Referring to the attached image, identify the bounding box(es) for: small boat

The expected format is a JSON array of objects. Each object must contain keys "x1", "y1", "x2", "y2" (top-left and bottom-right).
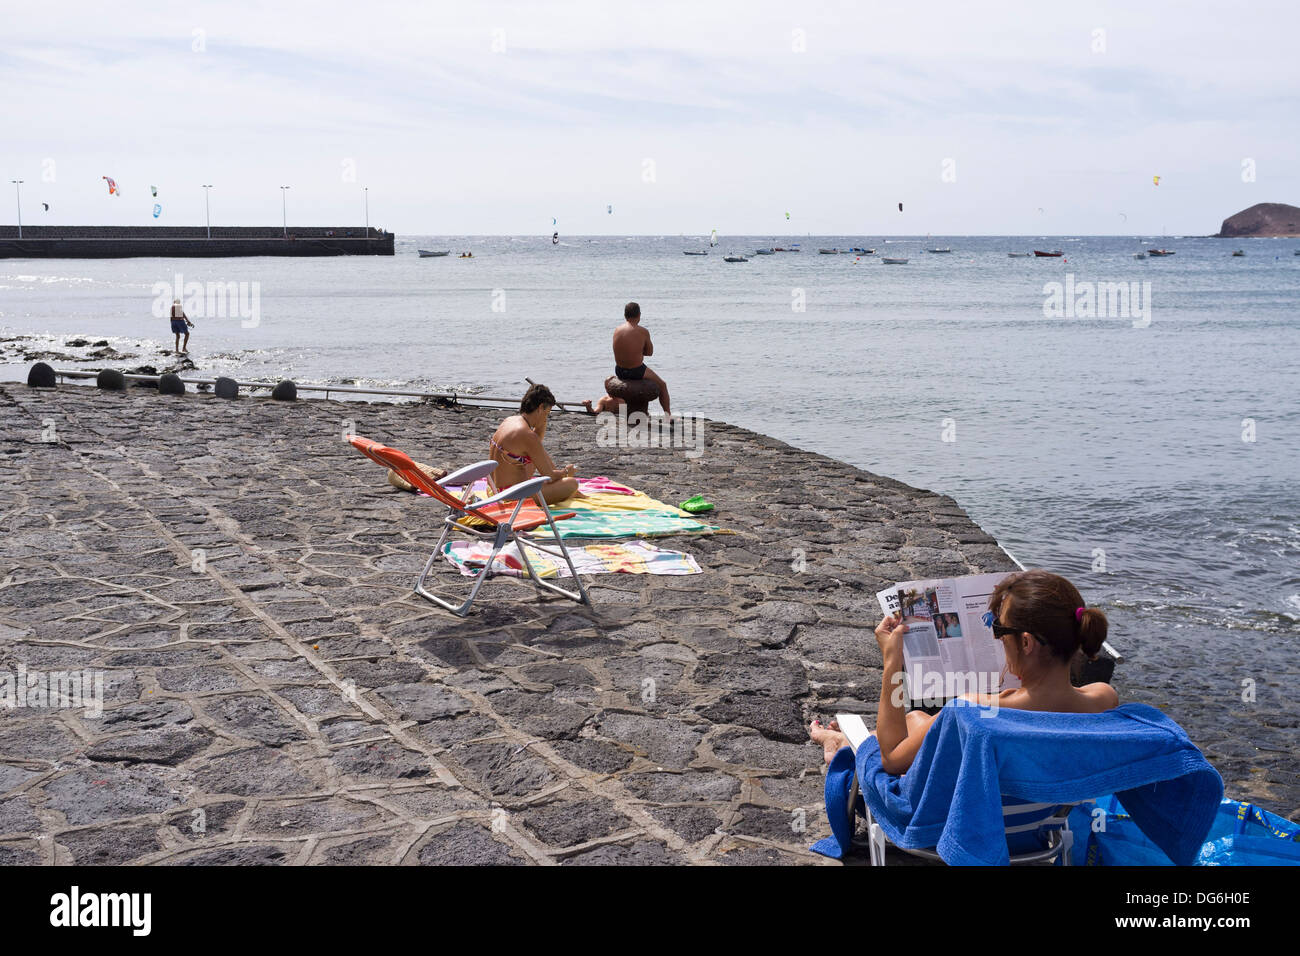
[
  {"x1": 754, "y1": 248, "x2": 775, "y2": 255},
  {"x1": 683, "y1": 250, "x2": 708, "y2": 256},
  {"x1": 848, "y1": 247, "x2": 873, "y2": 254},
  {"x1": 773, "y1": 246, "x2": 801, "y2": 252},
  {"x1": 418, "y1": 249, "x2": 450, "y2": 257},
  {"x1": 927, "y1": 247, "x2": 952, "y2": 254},
  {"x1": 1147, "y1": 249, "x2": 1175, "y2": 256},
  {"x1": 1132, "y1": 252, "x2": 1147, "y2": 259},
  {"x1": 818, "y1": 248, "x2": 840, "y2": 255},
  {"x1": 458, "y1": 252, "x2": 474, "y2": 258},
  {"x1": 1231, "y1": 250, "x2": 1245, "y2": 257},
  {"x1": 723, "y1": 255, "x2": 749, "y2": 262},
  {"x1": 881, "y1": 257, "x2": 909, "y2": 264},
  {"x1": 1034, "y1": 250, "x2": 1064, "y2": 257},
  {"x1": 1008, "y1": 252, "x2": 1032, "y2": 257}
]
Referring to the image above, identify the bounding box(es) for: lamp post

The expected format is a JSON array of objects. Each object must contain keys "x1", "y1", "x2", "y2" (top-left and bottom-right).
[
  {"x1": 202, "y1": 184, "x2": 213, "y2": 239},
  {"x1": 280, "y1": 185, "x2": 290, "y2": 238},
  {"x1": 10, "y1": 180, "x2": 23, "y2": 239},
  {"x1": 364, "y1": 186, "x2": 369, "y2": 238}
]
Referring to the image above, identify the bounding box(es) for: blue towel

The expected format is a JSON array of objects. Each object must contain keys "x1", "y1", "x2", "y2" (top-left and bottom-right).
[{"x1": 813, "y1": 700, "x2": 1223, "y2": 866}]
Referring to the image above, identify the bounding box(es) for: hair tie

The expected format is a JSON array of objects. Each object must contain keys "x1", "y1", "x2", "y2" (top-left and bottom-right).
[{"x1": 1075, "y1": 607, "x2": 1085, "y2": 622}]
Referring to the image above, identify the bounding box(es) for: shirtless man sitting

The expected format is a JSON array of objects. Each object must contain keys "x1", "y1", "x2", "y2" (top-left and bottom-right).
[{"x1": 584, "y1": 302, "x2": 671, "y2": 416}]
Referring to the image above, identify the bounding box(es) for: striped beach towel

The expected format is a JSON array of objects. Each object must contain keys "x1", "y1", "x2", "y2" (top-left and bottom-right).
[{"x1": 443, "y1": 539, "x2": 702, "y2": 578}]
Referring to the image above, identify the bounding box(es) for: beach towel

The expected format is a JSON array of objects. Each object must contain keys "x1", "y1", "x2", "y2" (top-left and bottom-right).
[
  {"x1": 443, "y1": 539, "x2": 702, "y2": 578},
  {"x1": 812, "y1": 700, "x2": 1223, "y2": 866},
  {"x1": 577, "y1": 476, "x2": 635, "y2": 495}
]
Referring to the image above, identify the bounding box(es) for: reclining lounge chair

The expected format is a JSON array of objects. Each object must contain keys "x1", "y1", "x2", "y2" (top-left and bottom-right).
[{"x1": 349, "y1": 435, "x2": 589, "y2": 616}]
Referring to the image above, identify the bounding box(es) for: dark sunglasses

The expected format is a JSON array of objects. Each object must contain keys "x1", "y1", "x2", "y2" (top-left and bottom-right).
[{"x1": 981, "y1": 610, "x2": 1047, "y2": 645}]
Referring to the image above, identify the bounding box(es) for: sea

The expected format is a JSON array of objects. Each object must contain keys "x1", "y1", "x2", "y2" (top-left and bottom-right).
[{"x1": 2, "y1": 234, "x2": 1298, "y2": 753}]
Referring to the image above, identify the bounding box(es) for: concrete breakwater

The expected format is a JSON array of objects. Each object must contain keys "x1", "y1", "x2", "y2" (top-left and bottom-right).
[
  {"x1": 0, "y1": 383, "x2": 1291, "y2": 865},
  {"x1": 0, "y1": 225, "x2": 394, "y2": 258}
]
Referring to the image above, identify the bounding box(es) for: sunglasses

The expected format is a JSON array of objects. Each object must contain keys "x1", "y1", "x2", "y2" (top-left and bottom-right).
[{"x1": 980, "y1": 610, "x2": 1048, "y2": 646}]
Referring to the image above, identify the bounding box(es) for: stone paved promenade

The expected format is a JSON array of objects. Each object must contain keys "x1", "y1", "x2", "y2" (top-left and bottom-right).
[{"x1": 0, "y1": 383, "x2": 1288, "y2": 865}]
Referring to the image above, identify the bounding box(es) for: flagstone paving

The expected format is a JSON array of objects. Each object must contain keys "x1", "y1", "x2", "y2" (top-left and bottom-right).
[{"x1": 0, "y1": 382, "x2": 1291, "y2": 865}]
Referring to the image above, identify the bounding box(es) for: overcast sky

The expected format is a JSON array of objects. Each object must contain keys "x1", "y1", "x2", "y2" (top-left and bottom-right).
[{"x1": 3, "y1": 1, "x2": 1297, "y2": 235}]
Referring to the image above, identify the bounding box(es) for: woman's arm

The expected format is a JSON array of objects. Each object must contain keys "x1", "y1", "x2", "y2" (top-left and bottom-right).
[
  {"x1": 874, "y1": 614, "x2": 937, "y2": 775},
  {"x1": 517, "y1": 428, "x2": 574, "y2": 483}
]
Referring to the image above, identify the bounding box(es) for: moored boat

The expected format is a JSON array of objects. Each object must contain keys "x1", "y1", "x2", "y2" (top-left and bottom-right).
[
  {"x1": 683, "y1": 250, "x2": 708, "y2": 255},
  {"x1": 723, "y1": 254, "x2": 749, "y2": 262},
  {"x1": 1147, "y1": 249, "x2": 1175, "y2": 256},
  {"x1": 418, "y1": 249, "x2": 450, "y2": 257},
  {"x1": 1034, "y1": 250, "x2": 1064, "y2": 257},
  {"x1": 881, "y1": 256, "x2": 909, "y2": 264},
  {"x1": 927, "y1": 247, "x2": 952, "y2": 253}
]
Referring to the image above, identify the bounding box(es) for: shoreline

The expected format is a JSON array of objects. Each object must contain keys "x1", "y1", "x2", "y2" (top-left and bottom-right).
[{"x1": 0, "y1": 381, "x2": 1293, "y2": 865}]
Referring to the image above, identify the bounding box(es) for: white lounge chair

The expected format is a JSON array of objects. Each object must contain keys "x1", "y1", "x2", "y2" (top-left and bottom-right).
[{"x1": 834, "y1": 713, "x2": 1079, "y2": 866}]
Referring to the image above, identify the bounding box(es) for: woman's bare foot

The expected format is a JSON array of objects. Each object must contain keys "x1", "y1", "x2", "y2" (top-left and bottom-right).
[{"x1": 809, "y1": 719, "x2": 849, "y2": 764}]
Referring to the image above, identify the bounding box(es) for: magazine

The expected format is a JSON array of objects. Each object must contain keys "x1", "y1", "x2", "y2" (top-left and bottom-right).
[{"x1": 875, "y1": 572, "x2": 1018, "y2": 704}]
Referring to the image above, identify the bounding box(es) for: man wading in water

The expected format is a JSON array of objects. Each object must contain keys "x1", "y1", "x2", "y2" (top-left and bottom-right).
[
  {"x1": 170, "y1": 299, "x2": 195, "y2": 354},
  {"x1": 584, "y1": 301, "x2": 672, "y2": 416}
]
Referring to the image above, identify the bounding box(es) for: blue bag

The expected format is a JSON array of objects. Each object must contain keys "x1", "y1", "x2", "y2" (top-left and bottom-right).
[{"x1": 1069, "y1": 796, "x2": 1300, "y2": 866}]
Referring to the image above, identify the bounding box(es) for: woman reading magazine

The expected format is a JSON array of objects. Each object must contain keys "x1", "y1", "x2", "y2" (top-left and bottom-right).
[{"x1": 810, "y1": 570, "x2": 1118, "y2": 774}]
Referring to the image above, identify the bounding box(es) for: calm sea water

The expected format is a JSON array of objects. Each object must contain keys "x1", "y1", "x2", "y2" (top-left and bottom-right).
[{"x1": 3, "y1": 234, "x2": 1298, "y2": 649}]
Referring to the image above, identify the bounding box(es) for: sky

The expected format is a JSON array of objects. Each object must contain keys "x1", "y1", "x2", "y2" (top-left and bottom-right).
[{"x1": 2, "y1": 1, "x2": 1298, "y2": 235}]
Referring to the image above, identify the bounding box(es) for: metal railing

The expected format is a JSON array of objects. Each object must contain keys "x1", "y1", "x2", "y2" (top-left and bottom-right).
[{"x1": 49, "y1": 368, "x2": 589, "y2": 412}]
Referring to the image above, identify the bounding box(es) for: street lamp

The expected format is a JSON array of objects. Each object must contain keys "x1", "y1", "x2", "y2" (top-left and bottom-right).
[
  {"x1": 364, "y1": 186, "x2": 369, "y2": 237},
  {"x1": 280, "y1": 185, "x2": 290, "y2": 238},
  {"x1": 202, "y1": 184, "x2": 213, "y2": 239},
  {"x1": 10, "y1": 180, "x2": 23, "y2": 239}
]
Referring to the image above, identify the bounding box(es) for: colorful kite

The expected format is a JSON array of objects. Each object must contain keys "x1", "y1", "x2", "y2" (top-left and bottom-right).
[
  {"x1": 102, "y1": 176, "x2": 119, "y2": 195},
  {"x1": 152, "y1": 204, "x2": 162, "y2": 218},
  {"x1": 1153, "y1": 176, "x2": 1160, "y2": 186},
  {"x1": 898, "y1": 202, "x2": 903, "y2": 212},
  {"x1": 150, "y1": 185, "x2": 158, "y2": 197}
]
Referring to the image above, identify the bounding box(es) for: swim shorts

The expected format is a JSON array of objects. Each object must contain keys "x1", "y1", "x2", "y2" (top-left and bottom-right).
[
  {"x1": 170, "y1": 319, "x2": 189, "y2": 334},
  {"x1": 615, "y1": 364, "x2": 646, "y2": 381}
]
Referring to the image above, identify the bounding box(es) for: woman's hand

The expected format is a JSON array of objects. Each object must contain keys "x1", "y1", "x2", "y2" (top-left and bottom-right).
[{"x1": 875, "y1": 614, "x2": 907, "y2": 656}]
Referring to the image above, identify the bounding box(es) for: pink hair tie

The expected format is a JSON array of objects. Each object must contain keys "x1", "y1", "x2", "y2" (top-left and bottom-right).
[{"x1": 1075, "y1": 607, "x2": 1085, "y2": 622}]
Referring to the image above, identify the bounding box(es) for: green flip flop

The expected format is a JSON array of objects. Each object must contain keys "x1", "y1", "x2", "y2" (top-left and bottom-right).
[{"x1": 679, "y1": 495, "x2": 715, "y2": 514}]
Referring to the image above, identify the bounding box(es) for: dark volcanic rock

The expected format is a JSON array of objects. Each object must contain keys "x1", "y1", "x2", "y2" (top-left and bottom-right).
[{"x1": 1216, "y1": 202, "x2": 1300, "y2": 238}]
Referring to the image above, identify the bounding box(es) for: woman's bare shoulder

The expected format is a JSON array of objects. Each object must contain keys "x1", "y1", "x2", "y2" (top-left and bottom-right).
[{"x1": 1079, "y1": 681, "x2": 1120, "y2": 710}]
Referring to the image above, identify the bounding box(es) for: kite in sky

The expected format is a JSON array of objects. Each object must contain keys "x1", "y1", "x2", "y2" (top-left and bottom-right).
[
  {"x1": 102, "y1": 176, "x2": 119, "y2": 195},
  {"x1": 1153, "y1": 176, "x2": 1161, "y2": 186},
  {"x1": 898, "y1": 202, "x2": 903, "y2": 212},
  {"x1": 42, "y1": 203, "x2": 49, "y2": 212},
  {"x1": 153, "y1": 204, "x2": 162, "y2": 218}
]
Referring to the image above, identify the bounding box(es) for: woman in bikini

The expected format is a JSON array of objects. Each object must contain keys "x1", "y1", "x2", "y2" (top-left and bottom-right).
[
  {"x1": 487, "y1": 383, "x2": 581, "y2": 505},
  {"x1": 810, "y1": 569, "x2": 1119, "y2": 774}
]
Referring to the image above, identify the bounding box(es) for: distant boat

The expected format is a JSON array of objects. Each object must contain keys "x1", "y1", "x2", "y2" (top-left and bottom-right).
[
  {"x1": 723, "y1": 254, "x2": 749, "y2": 262},
  {"x1": 881, "y1": 257, "x2": 909, "y2": 264},
  {"x1": 774, "y1": 245, "x2": 801, "y2": 252},
  {"x1": 754, "y1": 248, "x2": 775, "y2": 255},
  {"x1": 1132, "y1": 252, "x2": 1147, "y2": 259},
  {"x1": 1148, "y1": 249, "x2": 1175, "y2": 256},
  {"x1": 927, "y1": 247, "x2": 952, "y2": 254},
  {"x1": 1008, "y1": 252, "x2": 1032, "y2": 257},
  {"x1": 848, "y1": 247, "x2": 873, "y2": 254},
  {"x1": 683, "y1": 250, "x2": 708, "y2": 256},
  {"x1": 818, "y1": 248, "x2": 840, "y2": 254},
  {"x1": 1034, "y1": 250, "x2": 1064, "y2": 257},
  {"x1": 1231, "y1": 250, "x2": 1245, "y2": 257},
  {"x1": 418, "y1": 249, "x2": 450, "y2": 257}
]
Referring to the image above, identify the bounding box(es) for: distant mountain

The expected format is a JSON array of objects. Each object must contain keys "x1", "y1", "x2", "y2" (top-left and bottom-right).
[{"x1": 1216, "y1": 203, "x2": 1300, "y2": 238}]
